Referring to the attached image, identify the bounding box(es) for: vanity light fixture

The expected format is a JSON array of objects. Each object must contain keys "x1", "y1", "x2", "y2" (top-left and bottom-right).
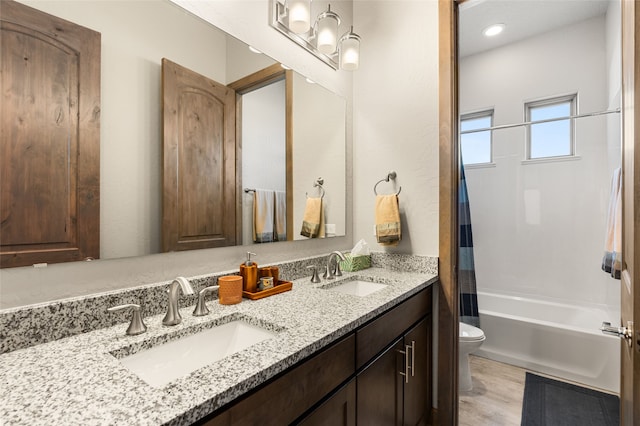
[
  {"x1": 269, "y1": 0, "x2": 361, "y2": 71},
  {"x1": 483, "y1": 23, "x2": 505, "y2": 37},
  {"x1": 287, "y1": 0, "x2": 312, "y2": 34},
  {"x1": 316, "y1": 5, "x2": 340, "y2": 54},
  {"x1": 339, "y1": 27, "x2": 360, "y2": 71}
]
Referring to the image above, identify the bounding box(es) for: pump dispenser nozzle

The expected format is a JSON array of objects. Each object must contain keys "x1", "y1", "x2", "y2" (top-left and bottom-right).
[{"x1": 245, "y1": 252, "x2": 257, "y2": 266}]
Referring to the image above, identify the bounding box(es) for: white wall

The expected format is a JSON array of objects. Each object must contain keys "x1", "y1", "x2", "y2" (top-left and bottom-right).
[
  {"x1": 241, "y1": 80, "x2": 287, "y2": 245},
  {"x1": 293, "y1": 73, "x2": 347, "y2": 240},
  {"x1": 352, "y1": 1, "x2": 440, "y2": 256},
  {"x1": 606, "y1": 0, "x2": 622, "y2": 177},
  {"x1": 460, "y1": 16, "x2": 620, "y2": 309}
]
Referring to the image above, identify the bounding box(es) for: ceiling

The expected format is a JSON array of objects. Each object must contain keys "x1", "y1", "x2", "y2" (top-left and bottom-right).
[{"x1": 459, "y1": 0, "x2": 611, "y2": 58}]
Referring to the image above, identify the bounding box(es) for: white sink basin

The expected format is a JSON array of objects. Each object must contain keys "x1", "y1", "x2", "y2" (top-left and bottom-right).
[
  {"x1": 117, "y1": 320, "x2": 276, "y2": 388},
  {"x1": 327, "y1": 280, "x2": 388, "y2": 297}
]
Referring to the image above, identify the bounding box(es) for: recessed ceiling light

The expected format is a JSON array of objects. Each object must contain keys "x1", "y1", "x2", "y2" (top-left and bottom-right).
[
  {"x1": 248, "y1": 46, "x2": 262, "y2": 54},
  {"x1": 305, "y1": 78, "x2": 316, "y2": 84},
  {"x1": 280, "y1": 63, "x2": 292, "y2": 70},
  {"x1": 483, "y1": 24, "x2": 505, "y2": 37}
]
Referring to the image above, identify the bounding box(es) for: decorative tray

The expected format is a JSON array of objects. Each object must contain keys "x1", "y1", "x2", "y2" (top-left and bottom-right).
[{"x1": 242, "y1": 280, "x2": 293, "y2": 300}]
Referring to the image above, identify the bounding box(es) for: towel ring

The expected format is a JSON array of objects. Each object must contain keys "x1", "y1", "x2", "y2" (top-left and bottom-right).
[
  {"x1": 306, "y1": 177, "x2": 325, "y2": 199},
  {"x1": 374, "y1": 171, "x2": 402, "y2": 196}
]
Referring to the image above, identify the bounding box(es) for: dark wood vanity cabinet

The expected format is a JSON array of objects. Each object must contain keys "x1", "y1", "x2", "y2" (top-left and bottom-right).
[
  {"x1": 357, "y1": 317, "x2": 432, "y2": 426},
  {"x1": 196, "y1": 286, "x2": 432, "y2": 426},
  {"x1": 198, "y1": 334, "x2": 355, "y2": 426},
  {"x1": 402, "y1": 318, "x2": 432, "y2": 426},
  {"x1": 297, "y1": 379, "x2": 357, "y2": 426},
  {"x1": 356, "y1": 289, "x2": 432, "y2": 426}
]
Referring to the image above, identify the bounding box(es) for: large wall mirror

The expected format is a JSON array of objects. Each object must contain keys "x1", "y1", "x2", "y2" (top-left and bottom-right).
[{"x1": 2, "y1": 0, "x2": 347, "y2": 267}]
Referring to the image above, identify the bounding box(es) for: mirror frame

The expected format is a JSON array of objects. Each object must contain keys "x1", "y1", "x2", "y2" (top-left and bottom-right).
[{"x1": 228, "y1": 63, "x2": 295, "y2": 241}]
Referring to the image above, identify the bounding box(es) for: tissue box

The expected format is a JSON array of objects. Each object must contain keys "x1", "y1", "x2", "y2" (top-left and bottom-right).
[{"x1": 339, "y1": 254, "x2": 371, "y2": 272}]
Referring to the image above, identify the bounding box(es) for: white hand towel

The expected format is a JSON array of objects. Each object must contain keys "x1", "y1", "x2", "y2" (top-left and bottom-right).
[
  {"x1": 253, "y1": 189, "x2": 275, "y2": 243},
  {"x1": 274, "y1": 190, "x2": 287, "y2": 241}
]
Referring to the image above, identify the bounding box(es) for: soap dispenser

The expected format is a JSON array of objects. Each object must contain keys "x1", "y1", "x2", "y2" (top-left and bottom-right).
[{"x1": 240, "y1": 252, "x2": 258, "y2": 293}]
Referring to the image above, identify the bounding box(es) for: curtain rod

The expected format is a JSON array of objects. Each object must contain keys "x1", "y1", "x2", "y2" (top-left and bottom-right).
[{"x1": 459, "y1": 108, "x2": 621, "y2": 135}]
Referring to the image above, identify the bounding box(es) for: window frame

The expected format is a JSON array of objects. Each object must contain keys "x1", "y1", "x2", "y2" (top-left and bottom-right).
[
  {"x1": 460, "y1": 109, "x2": 494, "y2": 167},
  {"x1": 525, "y1": 94, "x2": 577, "y2": 160}
]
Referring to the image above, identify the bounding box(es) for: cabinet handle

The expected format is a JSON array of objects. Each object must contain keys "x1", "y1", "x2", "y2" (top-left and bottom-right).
[
  {"x1": 409, "y1": 340, "x2": 415, "y2": 377},
  {"x1": 397, "y1": 344, "x2": 411, "y2": 383}
]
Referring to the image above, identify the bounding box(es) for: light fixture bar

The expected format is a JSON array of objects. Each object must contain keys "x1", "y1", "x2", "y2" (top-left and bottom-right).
[{"x1": 269, "y1": 0, "x2": 339, "y2": 70}]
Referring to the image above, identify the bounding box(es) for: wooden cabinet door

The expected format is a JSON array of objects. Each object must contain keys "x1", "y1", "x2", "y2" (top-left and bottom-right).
[
  {"x1": 403, "y1": 317, "x2": 432, "y2": 426},
  {"x1": 1, "y1": 0, "x2": 100, "y2": 267},
  {"x1": 297, "y1": 379, "x2": 356, "y2": 426},
  {"x1": 357, "y1": 338, "x2": 404, "y2": 426},
  {"x1": 162, "y1": 58, "x2": 236, "y2": 251}
]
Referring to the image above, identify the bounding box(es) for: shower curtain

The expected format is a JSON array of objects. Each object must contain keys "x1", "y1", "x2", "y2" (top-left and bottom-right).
[{"x1": 459, "y1": 162, "x2": 480, "y2": 327}]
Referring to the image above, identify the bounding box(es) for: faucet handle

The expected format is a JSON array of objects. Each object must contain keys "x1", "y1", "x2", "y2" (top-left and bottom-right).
[
  {"x1": 307, "y1": 265, "x2": 322, "y2": 283},
  {"x1": 193, "y1": 285, "x2": 219, "y2": 317},
  {"x1": 107, "y1": 304, "x2": 147, "y2": 336}
]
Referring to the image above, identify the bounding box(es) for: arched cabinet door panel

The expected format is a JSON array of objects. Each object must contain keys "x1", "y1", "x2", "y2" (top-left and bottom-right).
[
  {"x1": 162, "y1": 58, "x2": 237, "y2": 251},
  {"x1": 0, "y1": 0, "x2": 101, "y2": 268}
]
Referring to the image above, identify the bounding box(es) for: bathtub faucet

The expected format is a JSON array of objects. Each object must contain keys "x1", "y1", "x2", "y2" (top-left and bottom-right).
[{"x1": 601, "y1": 321, "x2": 633, "y2": 346}]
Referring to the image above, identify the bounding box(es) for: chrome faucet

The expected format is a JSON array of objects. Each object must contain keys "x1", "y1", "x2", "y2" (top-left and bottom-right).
[
  {"x1": 326, "y1": 251, "x2": 346, "y2": 280},
  {"x1": 162, "y1": 277, "x2": 195, "y2": 326},
  {"x1": 107, "y1": 303, "x2": 147, "y2": 336},
  {"x1": 193, "y1": 285, "x2": 219, "y2": 317}
]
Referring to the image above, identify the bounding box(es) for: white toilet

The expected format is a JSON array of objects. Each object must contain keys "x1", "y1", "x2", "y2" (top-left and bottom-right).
[{"x1": 459, "y1": 322, "x2": 485, "y2": 391}]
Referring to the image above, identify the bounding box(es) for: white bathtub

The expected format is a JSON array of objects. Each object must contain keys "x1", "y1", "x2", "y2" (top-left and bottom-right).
[{"x1": 475, "y1": 291, "x2": 620, "y2": 393}]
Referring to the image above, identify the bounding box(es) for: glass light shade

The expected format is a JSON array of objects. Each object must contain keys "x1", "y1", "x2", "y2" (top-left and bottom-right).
[
  {"x1": 317, "y1": 13, "x2": 339, "y2": 54},
  {"x1": 340, "y1": 34, "x2": 360, "y2": 71},
  {"x1": 288, "y1": 0, "x2": 311, "y2": 34}
]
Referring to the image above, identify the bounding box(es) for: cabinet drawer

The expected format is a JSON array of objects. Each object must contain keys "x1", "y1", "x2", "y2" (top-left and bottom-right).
[
  {"x1": 356, "y1": 287, "x2": 432, "y2": 369},
  {"x1": 199, "y1": 334, "x2": 355, "y2": 426}
]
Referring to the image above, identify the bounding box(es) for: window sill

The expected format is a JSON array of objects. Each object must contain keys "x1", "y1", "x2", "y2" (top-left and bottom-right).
[
  {"x1": 463, "y1": 162, "x2": 496, "y2": 169},
  {"x1": 521, "y1": 155, "x2": 581, "y2": 165}
]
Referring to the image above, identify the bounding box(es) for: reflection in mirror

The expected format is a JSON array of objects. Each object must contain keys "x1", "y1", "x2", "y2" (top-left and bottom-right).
[{"x1": 3, "y1": 0, "x2": 347, "y2": 266}]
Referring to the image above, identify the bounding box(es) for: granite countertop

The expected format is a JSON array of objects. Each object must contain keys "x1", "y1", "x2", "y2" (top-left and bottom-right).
[{"x1": 0, "y1": 267, "x2": 437, "y2": 425}]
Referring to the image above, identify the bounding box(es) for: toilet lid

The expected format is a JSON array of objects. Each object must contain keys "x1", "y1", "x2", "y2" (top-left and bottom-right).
[{"x1": 459, "y1": 322, "x2": 485, "y2": 342}]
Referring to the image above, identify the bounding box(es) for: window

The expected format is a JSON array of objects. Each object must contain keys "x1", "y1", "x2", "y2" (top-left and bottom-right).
[
  {"x1": 526, "y1": 95, "x2": 576, "y2": 159},
  {"x1": 460, "y1": 110, "x2": 493, "y2": 165}
]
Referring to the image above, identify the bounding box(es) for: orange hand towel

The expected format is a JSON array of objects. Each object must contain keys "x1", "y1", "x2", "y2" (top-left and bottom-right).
[
  {"x1": 375, "y1": 194, "x2": 401, "y2": 246},
  {"x1": 300, "y1": 197, "x2": 324, "y2": 238}
]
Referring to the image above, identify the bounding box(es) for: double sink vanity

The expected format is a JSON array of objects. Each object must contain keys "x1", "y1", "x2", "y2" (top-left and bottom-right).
[{"x1": 0, "y1": 254, "x2": 437, "y2": 425}]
